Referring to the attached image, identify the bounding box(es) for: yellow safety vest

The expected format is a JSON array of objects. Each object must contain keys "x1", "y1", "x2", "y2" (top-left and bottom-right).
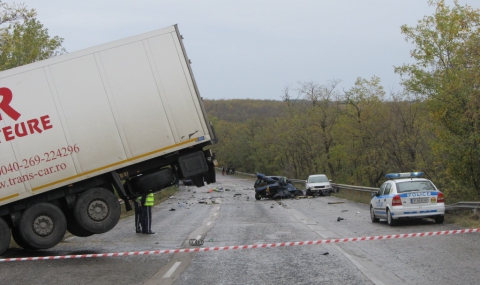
[{"x1": 144, "y1": 193, "x2": 154, "y2": 206}]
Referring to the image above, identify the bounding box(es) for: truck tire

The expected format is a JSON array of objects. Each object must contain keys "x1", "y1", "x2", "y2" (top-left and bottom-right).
[
  {"x1": 12, "y1": 226, "x2": 36, "y2": 250},
  {"x1": 131, "y1": 168, "x2": 174, "y2": 193},
  {"x1": 18, "y1": 202, "x2": 67, "y2": 249},
  {"x1": 65, "y1": 211, "x2": 94, "y2": 237},
  {"x1": 192, "y1": 174, "x2": 204, "y2": 187},
  {"x1": 205, "y1": 164, "x2": 216, "y2": 184},
  {"x1": 73, "y1": 187, "x2": 121, "y2": 234},
  {"x1": 0, "y1": 217, "x2": 11, "y2": 255}
]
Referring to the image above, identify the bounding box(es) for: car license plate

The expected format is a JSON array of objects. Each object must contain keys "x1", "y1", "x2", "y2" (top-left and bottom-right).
[{"x1": 411, "y1": 197, "x2": 429, "y2": 204}]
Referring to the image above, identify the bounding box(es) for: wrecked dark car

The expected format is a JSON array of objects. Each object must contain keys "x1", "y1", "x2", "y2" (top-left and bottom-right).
[{"x1": 254, "y1": 173, "x2": 304, "y2": 200}]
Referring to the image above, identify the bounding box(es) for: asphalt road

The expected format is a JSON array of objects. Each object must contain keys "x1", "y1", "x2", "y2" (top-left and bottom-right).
[{"x1": 1, "y1": 172, "x2": 479, "y2": 285}]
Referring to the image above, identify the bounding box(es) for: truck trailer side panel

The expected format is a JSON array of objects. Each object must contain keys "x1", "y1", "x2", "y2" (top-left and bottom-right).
[{"x1": 0, "y1": 25, "x2": 212, "y2": 205}]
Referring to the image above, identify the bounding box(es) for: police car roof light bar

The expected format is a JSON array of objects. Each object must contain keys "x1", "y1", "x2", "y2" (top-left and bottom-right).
[{"x1": 385, "y1": 172, "x2": 424, "y2": 179}]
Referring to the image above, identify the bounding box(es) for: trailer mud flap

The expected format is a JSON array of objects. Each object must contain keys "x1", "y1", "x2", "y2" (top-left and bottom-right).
[{"x1": 178, "y1": 151, "x2": 208, "y2": 178}]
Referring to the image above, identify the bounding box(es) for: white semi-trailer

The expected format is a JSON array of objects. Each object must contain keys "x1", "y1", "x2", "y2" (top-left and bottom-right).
[{"x1": 0, "y1": 25, "x2": 217, "y2": 255}]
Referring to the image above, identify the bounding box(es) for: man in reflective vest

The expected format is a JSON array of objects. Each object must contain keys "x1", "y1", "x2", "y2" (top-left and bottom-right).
[
  {"x1": 134, "y1": 196, "x2": 143, "y2": 233},
  {"x1": 140, "y1": 193, "x2": 155, "y2": 234}
]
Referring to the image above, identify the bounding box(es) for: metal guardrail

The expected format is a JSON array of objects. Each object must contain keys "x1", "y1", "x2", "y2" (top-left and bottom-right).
[
  {"x1": 446, "y1": 202, "x2": 480, "y2": 211},
  {"x1": 332, "y1": 183, "x2": 378, "y2": 193}
]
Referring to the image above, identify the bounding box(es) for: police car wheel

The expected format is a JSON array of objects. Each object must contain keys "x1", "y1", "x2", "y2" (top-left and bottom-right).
[
  {"x1": 434, "y1": 215, "x2": 444, "y2": 224},
  {"x1": 370, "y1": 206, "x2": 379, "y2": 223},
  {"x1": 387, "y1": 209, "x2": 396, "y2": 226},
  {"x1": 255, "y1": 194, "x2": 261, "y2": 200}
]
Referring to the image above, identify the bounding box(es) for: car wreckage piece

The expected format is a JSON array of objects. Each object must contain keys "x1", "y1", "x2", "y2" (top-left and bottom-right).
[{"x1": 254, "y1": 173, "x2": 303, "y2": 200}]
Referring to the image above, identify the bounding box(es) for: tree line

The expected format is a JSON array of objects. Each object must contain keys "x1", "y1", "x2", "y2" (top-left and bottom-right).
[{"x1": 207, "y1": 1, "x2": 480, "y2": 202}]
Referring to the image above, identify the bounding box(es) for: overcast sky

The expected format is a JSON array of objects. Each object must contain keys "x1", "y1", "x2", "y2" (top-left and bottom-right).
[{"x1": 16, "y1": 0, "x2": 480, "y2": 100}]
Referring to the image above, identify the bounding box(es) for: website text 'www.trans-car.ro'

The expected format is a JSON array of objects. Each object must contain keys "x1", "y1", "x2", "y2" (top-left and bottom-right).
[{"x1": 0, "y1": 144, "x2": 80, "y2": 190}]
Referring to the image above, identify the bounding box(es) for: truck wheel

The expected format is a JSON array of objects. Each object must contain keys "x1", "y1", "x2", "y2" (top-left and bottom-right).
[
  {"x1": 12, "y1": 226, "x2": 36, "y2": 250},
  {"x1": 74, "y1": 188, "x2": 120, "y2": 234},
  {"x1": 255, "y1": 194, "x2": 261, "y2": 200},
  {"x1": 18, "y1": 203, "x2": 67, "y2": 249},
  {"x1": 65, "y1": 211, "x2": 94, "y2": 237},
  {"x1": 192, "y1": 175, "x2": 204, "y2": 187},
  {"x1": 294, "y1": 190, "x2": 304, "y2": 197},
  {"x1": 131, "y1": 168, "x2": 174, "y2": 193},
  {"x1": 205, "y1": 164, "x2": 216, "y2": 184},
  {"x1": 0, "y1": 217, "x2": 11, "y2": 255}
]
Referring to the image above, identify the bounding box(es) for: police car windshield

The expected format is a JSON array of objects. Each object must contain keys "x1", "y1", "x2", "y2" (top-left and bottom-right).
[
  {"x1": 396, "y1": 181, "x2": 436, "y2": 193},
  {"x1": 309, "y1": 176, "x2": 328, "y2": 183}
]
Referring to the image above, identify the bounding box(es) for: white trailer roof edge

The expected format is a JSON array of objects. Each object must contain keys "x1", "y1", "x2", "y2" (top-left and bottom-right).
[{"x1": 0, "y1": 25, "x2": 179, "y2": 79}]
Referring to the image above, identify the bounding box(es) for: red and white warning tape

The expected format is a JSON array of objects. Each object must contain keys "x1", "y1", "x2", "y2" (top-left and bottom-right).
[{"x1": 1, "y1": 228, "x2": 478, "y2": 262}]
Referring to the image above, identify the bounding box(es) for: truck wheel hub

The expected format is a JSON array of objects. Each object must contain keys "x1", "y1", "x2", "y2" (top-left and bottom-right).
[
  {"x1": 88, "y1": 200, "x2": 108, "y2": 221},
  {"x1": 33, "y1": 215, "x2": 54, "y2": 236}
]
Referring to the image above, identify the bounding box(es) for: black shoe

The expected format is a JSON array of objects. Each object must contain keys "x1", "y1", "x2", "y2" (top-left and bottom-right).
[
  {"x1": 144, "y1": 231, "x2": 155, "y2": 234},
  {"x1": 136, "y1": 230, "x2": 142, "y2": 233}
]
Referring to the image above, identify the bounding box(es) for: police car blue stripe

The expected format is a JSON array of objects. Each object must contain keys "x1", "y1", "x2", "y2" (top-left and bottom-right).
[{"x1": 403, "y1": 210, "x2": 438, "y2": 214}]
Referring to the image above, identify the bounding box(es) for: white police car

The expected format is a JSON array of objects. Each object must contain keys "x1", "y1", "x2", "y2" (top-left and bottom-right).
[{"x1": 370, "y1": 172, "x2": 445, "y2": 226}]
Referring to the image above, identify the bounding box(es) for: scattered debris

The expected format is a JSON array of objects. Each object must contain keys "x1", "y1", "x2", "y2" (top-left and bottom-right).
[
  {"x1": 337, "y1": 217, "x2": 345, "y2": 222},
  {"x1": 320, "y1": 252, "x2": 329, "y2": 255},
  {"x1": 234, "y1": 193, "x2": 242, "y2": 197},
  {"x1": 341, "y1": 210, "x2": 348, "y2": 212},
  {"x1": 169, "y1": 208, "x2": 176, "y2": 211},
  {"x1": 247, "y1": 197, "x2": 249, "y2": 201},
  {"x1": 270, "y1": 205, "x2": 274, "y2": 208},
  {"x1": 328, "y1": 202, "x2": 345, "y2": 204},
  {"x1": 189, "y1": 237, "x2": 204, "y2": 246},
  {"x1": 225, "y1": 188, "x2": 231, "y2": 191}
]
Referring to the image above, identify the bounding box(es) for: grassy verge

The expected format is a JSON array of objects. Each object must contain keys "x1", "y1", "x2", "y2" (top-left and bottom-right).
[{"x1": 445, "y1": 210, "x2": 480, "y2": 228}]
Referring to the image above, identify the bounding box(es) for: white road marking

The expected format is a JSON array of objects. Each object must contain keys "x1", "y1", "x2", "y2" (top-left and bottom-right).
[
  {"x1": 163, "y1": 261, "x2": 181, "y2": 278},
  {"x1": 196, "y1": 235, "x2": 202, "y2": 240}
]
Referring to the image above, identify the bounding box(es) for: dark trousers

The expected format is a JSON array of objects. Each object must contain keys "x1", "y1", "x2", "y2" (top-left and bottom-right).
[
  {"x1": 134, "y1": 201, "x2": 142, "y2": 232},
  {"x1": 141, "y1": 206, "x2": 152, "y2": 233}
]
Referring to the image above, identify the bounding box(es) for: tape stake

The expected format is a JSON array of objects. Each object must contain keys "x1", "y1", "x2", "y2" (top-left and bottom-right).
[{"x1": 1, "y1": 228, "x2": 478, "y2": 262}]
